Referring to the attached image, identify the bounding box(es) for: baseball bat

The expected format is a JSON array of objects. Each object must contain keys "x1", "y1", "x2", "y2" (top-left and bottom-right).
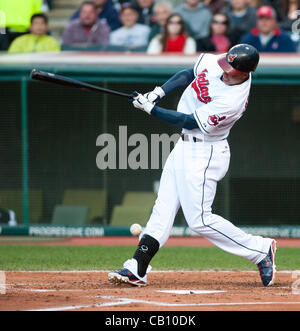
[{"x1": 30, "y1": 69, "x2": 132, "y2": 99}]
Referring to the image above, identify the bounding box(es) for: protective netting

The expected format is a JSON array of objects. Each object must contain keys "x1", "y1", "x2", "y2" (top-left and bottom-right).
[{"x1": 0, "y1": 81, "x2": 299, "y2": 226}]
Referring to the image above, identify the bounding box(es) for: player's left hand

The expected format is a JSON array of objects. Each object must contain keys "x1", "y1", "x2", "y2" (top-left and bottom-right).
[
  {"x1": 144, "y1": 86, "x2": 165, "y2": 104},
  {"x1": 131, "y1": 91, "x2": 155, "y2": 115}
]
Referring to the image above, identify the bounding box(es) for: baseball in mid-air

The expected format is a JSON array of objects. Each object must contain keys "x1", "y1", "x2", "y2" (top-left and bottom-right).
[{"x1": 130, "y1": 223, "x2": 143, "y2": 236}]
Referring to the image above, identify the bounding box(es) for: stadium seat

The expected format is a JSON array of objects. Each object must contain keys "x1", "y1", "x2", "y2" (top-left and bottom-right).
[
  {"x1": 109, "y1": 191, "x2": 156, "y2": 226},
  {"x1": 0, "y1": 189, "x2": 43, "y2": 224},
  {"x1": 62, "y1": 189, "x2": 107, "y2": 224},
  {"x1": 110, "y1": 205, "x2": 152, "y2": 226},
  {"x1": 51, "y1": 205, "x2": 89, "y2": 226},
  {"x1": 122, "y1": 191, "x2": 156, "y2": 208}
]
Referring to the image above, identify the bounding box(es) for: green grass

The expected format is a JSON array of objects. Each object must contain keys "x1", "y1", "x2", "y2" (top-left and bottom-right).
[{"x1": 0, "y1": 245, "x2": 299, "y2": 271}]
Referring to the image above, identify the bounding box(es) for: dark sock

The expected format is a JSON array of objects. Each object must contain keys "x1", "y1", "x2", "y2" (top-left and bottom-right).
[{"x1": 133, "y1": 234, "x2": 159, "y2": 277}]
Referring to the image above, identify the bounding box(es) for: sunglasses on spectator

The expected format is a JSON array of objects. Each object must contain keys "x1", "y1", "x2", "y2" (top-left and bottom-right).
[{"x1": 212, "y1": 19, "x2": 228, "y2": 25}]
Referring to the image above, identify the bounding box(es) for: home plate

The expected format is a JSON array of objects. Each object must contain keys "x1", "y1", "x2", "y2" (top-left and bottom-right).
[{"x1": 157, "y1": 290, "x2": 225, "y2": 295}]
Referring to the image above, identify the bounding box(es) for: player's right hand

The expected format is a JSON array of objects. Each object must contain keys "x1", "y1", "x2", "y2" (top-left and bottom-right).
[
  {"x1": 144, "y1": 86, "x2": 165, "y2": 104},
  {"x1": 131, "y1": 91, "x2": 155, "y2": 115}
]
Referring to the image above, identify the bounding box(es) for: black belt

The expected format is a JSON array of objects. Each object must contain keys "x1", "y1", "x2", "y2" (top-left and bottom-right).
[
  {"x1": 180, "y1": 133, "x2": 203, "y2": 142},
  {"x1": 181, "y1": 133, "x2": 226, "y2": 143}
]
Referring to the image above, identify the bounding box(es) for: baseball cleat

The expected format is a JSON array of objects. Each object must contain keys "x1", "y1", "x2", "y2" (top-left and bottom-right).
[
  {"x1": 108, "y1": 268, "x2": 146, "y2": 287},
  {"x1": 257, "y1": 240, "x2": 277, "y2": 286},
  {"x1": 108, "y1": 258, "x2": 151, "y2": 287}
]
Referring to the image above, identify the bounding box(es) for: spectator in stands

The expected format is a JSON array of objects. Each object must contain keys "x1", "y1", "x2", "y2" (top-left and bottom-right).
[
  {"x1": 148, "y1": 2, "x2": 173, "y2": 42},
  {"x1": 174, "y1": 0, "x2": 212, "y2": 41},
  {"x1": 203, "y1": 0, "x2": 227, "y2": 15},
  {"x1": 0, "y1": 0, "x2": 43, "y2": 50},
  {"x1": 109, "y1": 3, "x2": 150, "y2": 49},
  {"x1": 62, "y1": 1, "x2": 110, "y2": 49},
  {"x1": 131, "y1": 0, "x2": 155, "y2": 26},
  {"x1": 149, "y1": 2, "x2": 195, "y2": 41},
  {"x1": 222, "y1": 0, "x2": 257, "y2": 45},
  {"x1": 262, "y1": 0, "x2": 300, "y2": 28},
  {"x1": 262, "y1": 0, "x2": 286, "y2": 22},
  {"x1": 42, "y1": 0, "x2": 51, "y2": 12},
  {"x1": 248, "y1": 0, "x2": 263, "y2": 8},
  {"x1": 196, "y1": 12, "x2": 231, "y2": 52},
  {"x1": 71, "y1": 0, "x2": 121, "y2": 31},
  {"x1": 8, "y1": 13, "x2": 60, "y2": 53},
  {"x1": 240, "y1": 5, "x2": 297, "y2": 52},
  {"x1": 147, "y1": 13, "x2": 196, "y2": 54},
  {"x1": 111, "y1": 0, "x2": 132, "y2": 11},
  {"x1": 279, "y1": 0, "x2": 300, "y2": 31}
]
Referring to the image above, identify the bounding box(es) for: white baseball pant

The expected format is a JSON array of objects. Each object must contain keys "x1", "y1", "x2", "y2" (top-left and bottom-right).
[{"x1": 142, "y1": 137, "x2": 272, "y2": 264}]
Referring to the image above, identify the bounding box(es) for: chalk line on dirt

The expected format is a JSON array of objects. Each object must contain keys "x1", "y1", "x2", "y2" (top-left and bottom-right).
[{"x1": 26, "y1": 295, "x2": 300, "y2": 311}]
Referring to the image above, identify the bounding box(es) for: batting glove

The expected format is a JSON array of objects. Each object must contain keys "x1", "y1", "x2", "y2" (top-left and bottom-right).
[
  {"x1": 144, "y1": 86, "x2": 165, "y2": 104},
  {"x1": 131, "y1": 91, "x2": 155, "y2": 115}
]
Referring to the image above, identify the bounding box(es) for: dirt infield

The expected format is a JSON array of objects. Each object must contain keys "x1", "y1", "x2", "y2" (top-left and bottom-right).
[
  {"x1": 1, "y1": 270, "x2": 300, "y2": 311},
  {"x1": 1, "y1": 236, "x2": 300, "y2": 311}
]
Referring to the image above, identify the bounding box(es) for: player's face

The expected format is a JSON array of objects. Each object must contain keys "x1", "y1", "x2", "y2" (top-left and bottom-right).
[
  {"x1": 222, "y1": 71, "x2": 249, "y2": 85},
  {"x1": 30, "y1": 18, "x2": 48, "y2": 35},
  {"x1": 217, "y1": 54, "x2": 243, "y2": 76}
]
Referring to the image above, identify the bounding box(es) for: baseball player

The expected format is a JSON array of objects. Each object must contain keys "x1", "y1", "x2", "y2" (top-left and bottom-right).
[{"x1": 108, "y1": 44, "x2": 277, "y2": 287}]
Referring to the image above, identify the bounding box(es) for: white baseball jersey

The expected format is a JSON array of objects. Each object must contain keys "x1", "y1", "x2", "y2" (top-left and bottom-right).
[
  {"x1": 178, "y1": 53, "x2": 251, "y2": 141},
  {"x1": 122, "y1": 52, "x2": 272, "y2": 283}
]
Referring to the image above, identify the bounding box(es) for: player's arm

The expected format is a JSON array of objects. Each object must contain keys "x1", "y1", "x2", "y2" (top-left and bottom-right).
[
  {"x1": 131, "y1": 93, "x2": 198, "y2": 130},
  {"x1": 145, "y1": 68, "x2": 195, "y2": 103},
  {"x1": 151, "y1": 106, "x2": 198, "y2": 130},
  {"x1": 161, "y1": 67, "x2": 195, "y2": 94}
]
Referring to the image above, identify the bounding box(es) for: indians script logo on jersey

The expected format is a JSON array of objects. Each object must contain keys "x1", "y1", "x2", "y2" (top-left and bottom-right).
[
  {"x1": 208, "y1": 114, "x2": 226, "y2": 126},
  {"x1": 191, "y1": 69, "x2": 211, "y2": 104}
]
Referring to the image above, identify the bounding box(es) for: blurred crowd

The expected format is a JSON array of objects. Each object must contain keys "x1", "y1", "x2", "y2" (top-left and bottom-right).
[{"x1": 0, "y1": 0, "x2": 299, "y2": 54}]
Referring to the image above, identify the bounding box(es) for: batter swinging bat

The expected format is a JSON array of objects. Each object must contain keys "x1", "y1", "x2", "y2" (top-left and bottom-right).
[{"x1": 30, "y1": 69, "x2": 132, "y2": 99}]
